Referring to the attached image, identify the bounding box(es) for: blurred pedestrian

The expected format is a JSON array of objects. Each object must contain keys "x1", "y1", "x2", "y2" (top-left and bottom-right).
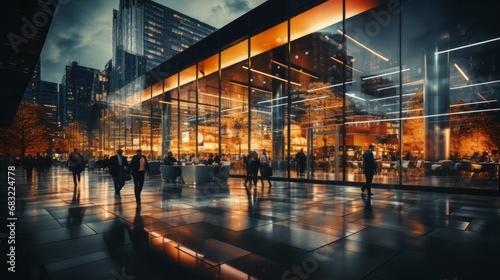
[
  {"x1": 109, "y1": 149, "x2": 128, "y2": 196},
  {"x1": 68, "y1": 149, "x2": 84, "y2": 188},
  {"x1": 23, "y1": 154, "x2": 35, "y2": 181},
  {"x1": 128, "y1": 149, "x2": 149, "y2": 206},
  {"x1": 361, "y1": 144, "x2": 376, "y2": 196},
  {"x1": 259, "y1": 148, "x2": 272, "y2": 191}
]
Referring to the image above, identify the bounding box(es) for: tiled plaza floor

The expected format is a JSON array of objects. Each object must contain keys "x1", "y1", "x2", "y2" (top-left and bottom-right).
[{"x1": 1, "y1": 166, "x2": 500, "y2": 280}]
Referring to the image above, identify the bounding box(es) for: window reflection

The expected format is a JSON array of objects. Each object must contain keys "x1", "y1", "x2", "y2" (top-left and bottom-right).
[{"x1": 102, "y1": 0, "x2": 500, "y2": 191}]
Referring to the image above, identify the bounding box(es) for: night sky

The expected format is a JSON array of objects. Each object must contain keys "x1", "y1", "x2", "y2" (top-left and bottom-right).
[{"x1": 40, "y1": 0, "x2": 266, "y2": 84}]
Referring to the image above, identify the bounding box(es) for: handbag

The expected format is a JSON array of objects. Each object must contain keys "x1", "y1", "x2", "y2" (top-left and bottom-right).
[
  {"x1": 123, "y1": 173, "x2": 132, "y2": 181},
  {"x1": 267, "y1": 166, "x2": 273, "y2": 176}
]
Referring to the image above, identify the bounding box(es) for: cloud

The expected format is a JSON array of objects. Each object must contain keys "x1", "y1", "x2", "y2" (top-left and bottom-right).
[
  {"x1": 40, "y1": 0, "x2": 266, "y2": 83},
  {"x1": 40, "y1": 0, "x2": 116, "y2": 83},
  {"x1": 224, "y1": 0, "x2": 252, "y2": 13}
]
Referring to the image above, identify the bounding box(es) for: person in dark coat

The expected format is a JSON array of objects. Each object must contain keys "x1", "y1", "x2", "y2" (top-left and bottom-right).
[
  {"x1": 296, "y1": 148, "x2": 307, "y2": 175},
  {"x1": 68, "y1": 149, "x2": 84, "y2": 188},
  {"x1": 163, "y1": 151, "x2": 177, "y2": 165},
  {"x1": 247, "y1": 151, "x2": 261, "y2": 187},
  {"x1": 128, "y1": 149, "x2": 149, "y2": 206},
  {"x1": 361, "y1": 144, "x2": 377, "y2": 196},
  {"x1": 23, "y1": 154, "x2": 35, "y2": 181},
  {"x1": 109, "y1": 149, "x2": 128, "y2": 196}
]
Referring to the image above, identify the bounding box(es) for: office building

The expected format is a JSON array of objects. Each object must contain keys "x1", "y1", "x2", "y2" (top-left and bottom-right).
[
  {"x1": 22, "y1": 60, "x2": 41, "y2": 103},
  {"x1": 38, "y1": 80, "x2": 59, "y2": 134},
  {"x1": 111, "y1": 0, "x2": 217, "y2": 90},
  {"x1": 104, "y1": 0, "x2": 500, "y2": 193}
]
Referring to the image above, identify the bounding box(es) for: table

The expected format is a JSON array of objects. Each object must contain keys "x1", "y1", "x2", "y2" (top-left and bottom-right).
[{"x1": 480, "y1": 162, "x2": 500, "y2": 180}]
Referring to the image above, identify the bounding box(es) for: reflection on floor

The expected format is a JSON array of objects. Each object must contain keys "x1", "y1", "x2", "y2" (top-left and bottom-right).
[{"x1": 2, "y1": 167, "x2": 500, "y2": 279}]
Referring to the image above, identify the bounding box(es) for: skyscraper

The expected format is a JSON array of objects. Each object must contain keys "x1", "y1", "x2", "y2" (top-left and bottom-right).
[
  {"x1": 23, "y1": 60, "x2": 41, "y2": 103},
  {"x1": 62, "y1": 61, "x2": 100, "y2": 127},
  {"x1": 38, "y1": 81, "x2": 58, "y2": 137},
  {"x1": 112, "y1": 0, "x2": 217, "y2": 90}
]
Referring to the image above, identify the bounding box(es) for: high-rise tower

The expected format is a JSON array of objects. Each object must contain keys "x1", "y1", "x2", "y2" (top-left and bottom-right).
[{"x1": 112, "y1": 0, "x2": 217, "y2": 90}]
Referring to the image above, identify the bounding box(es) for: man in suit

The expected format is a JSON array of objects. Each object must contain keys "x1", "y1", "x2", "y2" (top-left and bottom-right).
[
  {"x1": 361, "y1": 144, "x2": 377, "y2": 196},
  {"x1": 109, "y1": 149, "x2": 128, "y2": 196},
  {"x1": 128, "y1": 149, "x2": 149, "y2": 206}
]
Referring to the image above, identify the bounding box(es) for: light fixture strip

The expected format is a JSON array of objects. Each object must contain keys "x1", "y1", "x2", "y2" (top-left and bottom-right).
[
  {"x1": 337, "y1": 29, "x2": 389, "y2": 61},
  {"x1": 242, "y1": 66, "x2": 301, "y2": 86}
]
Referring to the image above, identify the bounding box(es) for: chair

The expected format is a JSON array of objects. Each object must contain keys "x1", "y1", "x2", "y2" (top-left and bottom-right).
[
  {"x1": 88, "y1": 160, "x2": 96, "y2": 171},
  {"x1": 148, "y1": 161, "x2": 161, "y2": 175},
  {"x1": 216, "y1": 165, "x2": 231, "y2": 182},
  {"x1": 347, "y1": 161, "x2": 360, "y2": 173},
  {"x1": 414, "y1": 160, "x2": 423, "y2": 175},
  {"x1": 396, "y1": 160, "x2": 410, "y2": 175},
  {"x1": 438, "y1": 160, "x2": 454, "y2": 175},
  {"x1": 160, "y1": 165, "x2": 180, "y2": 182},
  {"x1": 181, "y1": 165, "x2": 215, "y2": 184},
  {"x1": 459, "y1": 160, "x2": 482, "y2": 182}
]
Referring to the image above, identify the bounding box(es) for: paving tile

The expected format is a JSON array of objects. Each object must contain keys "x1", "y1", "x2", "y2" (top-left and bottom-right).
[{"x1": 5, "y1": 167, "x2": 500, "y2": 280}]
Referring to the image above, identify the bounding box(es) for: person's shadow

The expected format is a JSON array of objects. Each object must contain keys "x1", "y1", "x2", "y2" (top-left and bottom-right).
[
  {"x1": 72, "y1": 183, "x2": 81, "y2": 202},
  {"x1": 67, "y1": 199, "x2": 86, "y2": 238},
  {"x1": 127, "y1": 207, "x2": 149, "y2": 255},
  {"x1": 103, "y1": 200, "x2": 127, "y2": 257},
  {"x1": 362, "y1": 194, "x2": 374, "y2": 219},
  {"x1": 245, "y1": 184, "x2": 260, "y2": 216}
]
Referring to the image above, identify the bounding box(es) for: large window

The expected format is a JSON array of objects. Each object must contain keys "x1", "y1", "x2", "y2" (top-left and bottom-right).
[{"x1": 105, "y1": 0, "x2": 500, "y2": 192}]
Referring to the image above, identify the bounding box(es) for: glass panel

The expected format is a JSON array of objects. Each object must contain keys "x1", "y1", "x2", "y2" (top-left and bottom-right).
[
  {"x1": 290, "y1": 0, "x2": 344, "y2": 180},
  {"x1": 250, "y1": 23, "x2": 289, "y2": 177},
  {"x1": 221, "y1": 41, "x2": 249, "y2": 173},
  {"x1": 341, "y1": 0, "x2": 401, "y2": 184},
  {"x1": 198, "y1": 54, "x2": 220, "y2": 163},
  {"x1": 178, "y1": 66, "x2": 198, "y2": 161},
  {"x1": 402, "y1": 0, "x2": 500, "y2": 190}
]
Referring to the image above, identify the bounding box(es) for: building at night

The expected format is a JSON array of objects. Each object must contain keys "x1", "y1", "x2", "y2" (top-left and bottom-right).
[
  {"x1": 22, "y1": 60, "x2": 41, "y2": 103},
  {"x1": 38, "y1": 81, "x2": 59, "y2": 135},
  {"x1": 111, "y1": 0, "x2": 217, "y2": 91},
  {"x1": 103, "y1": 0, "x2": 500, "y2": 194}
]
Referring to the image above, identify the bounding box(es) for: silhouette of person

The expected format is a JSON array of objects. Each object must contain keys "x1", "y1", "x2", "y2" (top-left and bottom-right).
[
  {"x1": 361, "y1": 144, "x2": 376, "y2": 196},
  {"x1": 128, "y1": 149, "x2": 150, "y2": 206},
  {"x1": 109, "y1": 149, "x2": 128, "y2": 196}
]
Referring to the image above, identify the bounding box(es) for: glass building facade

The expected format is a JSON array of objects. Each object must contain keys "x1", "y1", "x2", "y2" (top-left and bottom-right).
[
  {"x1": 105, "y1": 0, "x2": 500, "y2": 193},
  {"x1": 112, "y1": 0, "x2": 217, "y2": 90}
]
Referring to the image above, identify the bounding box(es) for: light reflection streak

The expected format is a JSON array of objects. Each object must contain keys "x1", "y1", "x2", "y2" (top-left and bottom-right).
[
  {"x1": 347, "y1": 107, "x2": 500, "y2": 124},
  {"x1": 376, "y1": 80, "x2": 424, "y2": 91},
  {"x1": 345, "y1": 93, "x2": 365, "y2": 101},
  {"x1": 242, "y1": 66, "x2": 301, "y2": 86},
  {"x1": 362, "y1": 68, "x2": 410, "y2": 81},
  {"x1": 307, "y1": 81, "x2": 355, "y2": 92},
  {"x1": 435, "y1": 36, "x2": 500, "y2": 55},
  {"x1": 337, "y1": 29, "x2": 389, "y2": 61},
  {"x1": 450, "y1": 79, "x2": 500, "y2": 90},
  {"x1": 330, "y1": 57, "x2": 364, "y2": 74},
  {"x1": 271, "y1": 60, "x2": 319, "y2": 79},
  {"x1": 454, "y1": 63, "x2": 469, "y2": 81}
]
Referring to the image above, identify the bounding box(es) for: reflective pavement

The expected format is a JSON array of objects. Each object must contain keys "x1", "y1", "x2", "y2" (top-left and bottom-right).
[{"x1": 1, "y1": 167, "x2": 500, "y2": 279}]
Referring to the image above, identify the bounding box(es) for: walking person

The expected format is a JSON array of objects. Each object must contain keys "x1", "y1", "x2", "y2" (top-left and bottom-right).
[
  {"x1": 128, "y1": 149, "x2": 149, "y2": 206},
  {"x1": 259, "y1": 148, "x2": 272, "y2": 191},
  {"x1": 68, "y1": 149, "x2": 84, "y2": 188},
  {"x1": 23, "y1": 154, "x2": 35, "y2": 181},
  {"x1": 246, "y1": 151, "x2": 260, "y2": 187},
  {"x1": 109, "y1": 149, "x2": 128, "y2": 197},
  {"x1": 361, "y1": 144, "x2": 376, "y2": 196},
  {"x1": 296, "y1": 148, "x2": 307, "y2": 175}
]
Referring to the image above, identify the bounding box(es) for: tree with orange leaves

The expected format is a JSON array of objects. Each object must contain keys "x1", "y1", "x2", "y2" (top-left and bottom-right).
[{"x1": 0, "y1": 101, "x2": 53, "y2": 158}]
